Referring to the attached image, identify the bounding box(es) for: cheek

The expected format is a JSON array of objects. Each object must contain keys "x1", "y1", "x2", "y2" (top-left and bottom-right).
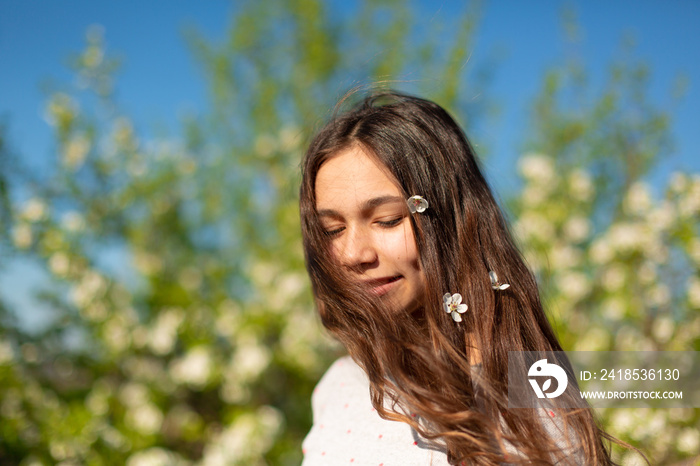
[
  {"x1": 387, "y1": 225, "x2": 420, "y2": 266},
  {"x1": 407, "y1": 245, "x2": 422, "y2": 273},
  {"x1": 327, "y1": 241, "x2": 345, "y2": 263},
  {"x1": 404, "y1": 231, "x2": 422, "y2": 273}
]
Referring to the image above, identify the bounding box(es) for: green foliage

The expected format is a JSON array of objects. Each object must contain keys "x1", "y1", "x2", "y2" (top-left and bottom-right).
[
  {"x1": 0, "y1": 2, "x2": 484, "y2": 465},
  {"x1": 513, "y1": 58, "x2": 699, "y2": 463},
  {"x1": 0, "y1": 2, "x2": 698, "y2": 465}
]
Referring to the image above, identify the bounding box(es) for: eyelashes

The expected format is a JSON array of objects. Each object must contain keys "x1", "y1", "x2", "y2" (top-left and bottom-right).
[
  {"x1": 377, "y1": 217, "x2": 402, "y2": 228},
  {"x1": 324, "y1": 227, "x2": 344, "y2": 237},
  {"x1": 323, "y1": 216, "x2": 404, "y2": 237}
]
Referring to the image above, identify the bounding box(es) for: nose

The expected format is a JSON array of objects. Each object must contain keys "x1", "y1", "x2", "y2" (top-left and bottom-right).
[{"x1": 337, "y1": 226, "x2": 378, "y2": 270}]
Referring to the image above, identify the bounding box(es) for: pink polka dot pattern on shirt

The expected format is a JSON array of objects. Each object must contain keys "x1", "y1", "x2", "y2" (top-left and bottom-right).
[
  {"x1": 302, "y1": 356, "x2": 583, "y2": 465},
  {"x1": 301, "y1": 356, "x2": 453, "y2": 465}
]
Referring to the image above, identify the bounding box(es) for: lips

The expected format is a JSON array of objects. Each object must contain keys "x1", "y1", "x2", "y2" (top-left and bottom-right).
[{"x1": 365, "y1": 276, "x2": 402, "y2": 296}]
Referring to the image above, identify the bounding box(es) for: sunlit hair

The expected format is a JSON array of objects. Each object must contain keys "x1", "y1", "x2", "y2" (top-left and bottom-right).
[{"x1": 300, "y1": 91, "x2": 620, "y2": 464}]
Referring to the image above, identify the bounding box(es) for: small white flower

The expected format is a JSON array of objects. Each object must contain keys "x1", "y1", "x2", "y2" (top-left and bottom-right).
[
  {"x1": 63, "y1": 134, "x2": 90, "y2": 169},
  {"x1": 48, "y1": 252, "x2": 70, "y2": 277},
  {"x1": 169, "y1": 346, "x2": 212, "y2": 387},
  {"x1": 568, "y1": 169, "x2": 593, "y2": 201},
  {"x1": 623, "y1": 181, "x2": 651, "y2": 215},
  {"x1": 407, "y1": 195, "x2": 428, "y2": 213},
  {"x1": 489, "y1": 271, "x2": 510, "y2": 290},
  {"x1": 677, "y1": 427, "x2": 700, "y2": 454},
  {"x1": 61, "y1": 211, "x2": 85, "y2": 232},
  {"x1": 519, "y1": 152, "x2": 554, "y2": 183},
  {"x1": 22, "y1": 198, "x2": 47, "y2": 222},
  {"x1": 11, "y1": 223, "x2": 32, "y2": 249},
  {"x1": 563, "y1": 217, "x2": 591, "y2": 242},
  {"x1": 443, "y1": 293, "x2": 468, "y2": 322}
]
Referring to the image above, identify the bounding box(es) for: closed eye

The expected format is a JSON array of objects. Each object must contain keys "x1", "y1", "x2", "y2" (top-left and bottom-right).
[
  {"x1": 324, "y1": 226, "x2": 345, "y2": 237},
  {"x1": 377, "y1": 217, "x2": 403, "y2": 228}
]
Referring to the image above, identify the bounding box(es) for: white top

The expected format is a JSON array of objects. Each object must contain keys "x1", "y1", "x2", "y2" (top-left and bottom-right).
[{"x1": 301, "y1": 356, "x2": 584, "y2": 465}]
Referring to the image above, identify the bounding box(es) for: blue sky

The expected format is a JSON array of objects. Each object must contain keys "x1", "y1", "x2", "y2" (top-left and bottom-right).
[
  {"x1": 1, "y1": 1, "x2": 698, "y2": 187},
  {"x1": 1, "y1": 1, "x2": 699, "y2": 329}
]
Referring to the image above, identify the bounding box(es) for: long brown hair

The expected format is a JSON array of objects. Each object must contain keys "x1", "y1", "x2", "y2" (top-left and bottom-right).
[{"x1": 300, "y1": 91, "x2": 615, "y2": 464}]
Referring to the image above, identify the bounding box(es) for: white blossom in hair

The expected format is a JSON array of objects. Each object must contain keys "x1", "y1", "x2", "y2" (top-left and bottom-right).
[
  {"x1": 489, "y1": 271, "x2": 510, "y2": 291},
  {"x1": 407, "y1": 195, "x2": 429, "y2": 213},
  {"x1": 443, "y1": 293, "x2": 468, "y2": 322}
]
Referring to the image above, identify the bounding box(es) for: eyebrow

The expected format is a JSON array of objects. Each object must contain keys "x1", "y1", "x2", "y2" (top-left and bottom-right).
[{"x1": 317, "y1": 195, "x2": 405, "y2": 218}]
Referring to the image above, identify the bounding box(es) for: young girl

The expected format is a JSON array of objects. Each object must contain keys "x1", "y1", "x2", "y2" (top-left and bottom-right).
[{"x1": 299, "y1": 91, "x2": 616, "y2": 465}]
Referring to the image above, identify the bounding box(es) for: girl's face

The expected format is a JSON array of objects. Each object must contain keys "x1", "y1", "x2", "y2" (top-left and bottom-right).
[{"x1": 315, "y1": 145, "x2": 426, "y2": 314}]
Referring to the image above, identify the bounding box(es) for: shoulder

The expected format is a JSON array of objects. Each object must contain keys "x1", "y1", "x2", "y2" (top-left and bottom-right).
[
  {"x1": 310, "y1": 356, "x2": 368, "y2": 422},
  {"x1": 501, "y1": 405, "x2": 586, "y2": 465},
  {"x1": 537, "y1": 406, "x2": 587, "y2": 465},
  {"x1": 315, "y1": 355, "x2": 366, "y2": 390},
  {"x1": 303, "y1": 356, "x2": 452, "y2": 465}
]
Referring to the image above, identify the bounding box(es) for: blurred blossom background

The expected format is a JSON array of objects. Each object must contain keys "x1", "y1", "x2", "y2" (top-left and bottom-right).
[{"x1": 0, "y1": 1, "x2": 698, "y2": 465}]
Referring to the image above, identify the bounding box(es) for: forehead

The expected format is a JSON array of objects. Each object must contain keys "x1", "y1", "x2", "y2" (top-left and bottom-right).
[{"x1": 315, "y1": 146, "x2": 401, "y2": 209}]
